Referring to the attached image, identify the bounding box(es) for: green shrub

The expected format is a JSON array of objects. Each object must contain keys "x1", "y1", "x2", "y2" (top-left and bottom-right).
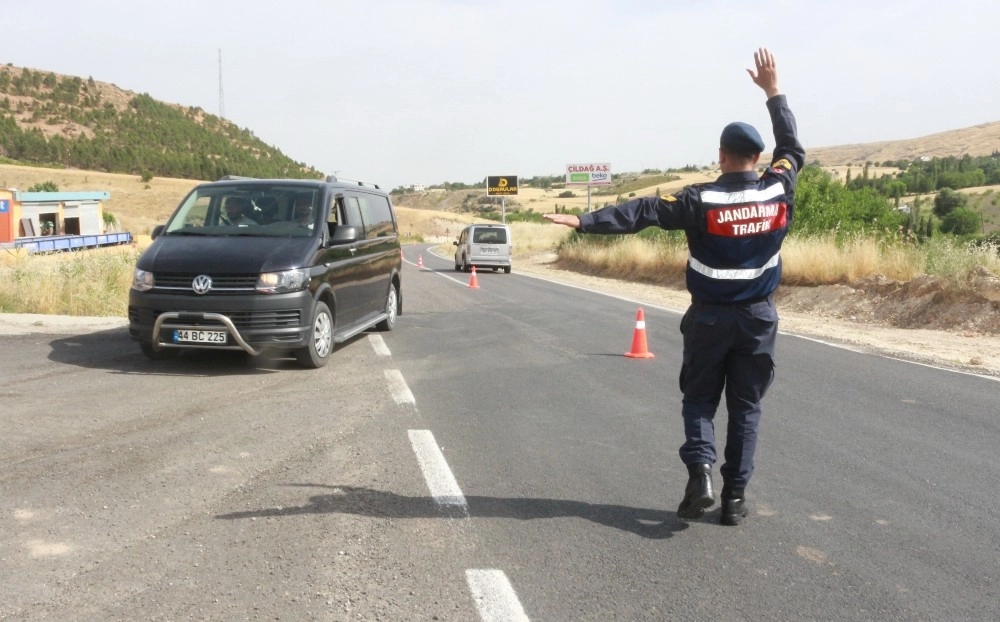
[{"x1": 27, "y1": 180, "x2": 59, "y2": 192}]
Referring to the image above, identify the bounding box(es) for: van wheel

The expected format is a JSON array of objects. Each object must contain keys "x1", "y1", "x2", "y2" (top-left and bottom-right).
[
  {"x1": 503, "y1": 266, "x2": 511, "y2": 274},
  {"x1": 295, "y1": 301, "x2": 333, "y2": 368},
  {"x1": 140, "y1": 341, "x2": 177, "y2": 360},
  {"x1": 376, "y1": 283, "x2": 398, "y2": 331}
]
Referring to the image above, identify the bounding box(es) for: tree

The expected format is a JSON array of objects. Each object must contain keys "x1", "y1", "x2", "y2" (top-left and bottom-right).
[
  {"x1": 933, "y1": 188, "x2": 968, "y2": 218},
  {"x1": 939, "y1": 208, "x2": 980, "y2": 235},
  {"x1": 792, "y1": 166, "x2": 905, "y2": 235}
]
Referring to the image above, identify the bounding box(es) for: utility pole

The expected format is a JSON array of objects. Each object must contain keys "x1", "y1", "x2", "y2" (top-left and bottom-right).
[{"x1": 218, "y1": 49, "x2": 225, "y2": 119}]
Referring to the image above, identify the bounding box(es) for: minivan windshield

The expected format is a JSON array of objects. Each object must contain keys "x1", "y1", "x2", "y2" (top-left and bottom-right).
[{"x1": 163, "y1": 184, "x2": 320, "y2": 237}]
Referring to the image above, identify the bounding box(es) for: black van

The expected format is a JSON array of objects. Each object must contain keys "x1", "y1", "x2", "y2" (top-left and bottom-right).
[{"x1": 128, "y1": 176, "x2": 402, "y2": 368}]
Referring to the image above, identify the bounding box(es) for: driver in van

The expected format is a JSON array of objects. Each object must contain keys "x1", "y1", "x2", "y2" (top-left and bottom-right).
[
  {"x1": 293, "y1": 196, "x2": 314, "y2": 229},
  {"x1": 222, "y1": 196, "x2": 258, "y2": 226}
]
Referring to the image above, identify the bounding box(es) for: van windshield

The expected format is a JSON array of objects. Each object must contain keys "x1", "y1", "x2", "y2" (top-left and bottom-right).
[
  {"x1": 472, "y1": 228, "x2": 507, "y2": 244},
  {"x1": 163, "y1": 184, "x2": 320, "y2": 237}
]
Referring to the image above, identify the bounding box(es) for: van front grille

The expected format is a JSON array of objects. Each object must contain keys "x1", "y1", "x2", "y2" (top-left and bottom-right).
[{"x1": 154, "y1": 273, "x2": 259, "y2": 294}]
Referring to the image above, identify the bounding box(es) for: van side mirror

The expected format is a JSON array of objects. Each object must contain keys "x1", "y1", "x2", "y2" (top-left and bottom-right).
[
  {"x1": 152, "y1": 224, "x2": 165, "y2": 239},
  {"x1": 330, "y1": 225, "x2": 360, "y2": 245}
]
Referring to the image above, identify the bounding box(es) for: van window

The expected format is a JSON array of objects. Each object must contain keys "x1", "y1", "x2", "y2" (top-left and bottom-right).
[
  {"x1": 344, "y1": 197, "x2": 363, "y2": 234},
  {"x1": 359, "y1": 193, "x2": 396, "y2": 238},
  {"x1": 473, "y1": 228, "x2": 507, "y2": 244}
]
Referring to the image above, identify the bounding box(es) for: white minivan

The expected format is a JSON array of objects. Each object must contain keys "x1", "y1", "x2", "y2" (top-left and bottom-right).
[{"x1": 453, "y1": 223, "x2": 511, "y2": 274}]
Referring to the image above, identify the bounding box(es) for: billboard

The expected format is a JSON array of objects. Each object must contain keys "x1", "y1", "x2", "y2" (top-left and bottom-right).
[
  {"x1": 565, "y1": 163, "x2": 611, "y2": 186},
  {"x1": 487, "y1": 176, "x2": 518, "y2": 196}
]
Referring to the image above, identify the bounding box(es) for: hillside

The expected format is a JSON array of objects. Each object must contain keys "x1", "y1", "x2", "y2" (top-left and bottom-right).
[
  {"x1": 0, "y1": 64, "x2": 320, "y2": 180},
  {"x1": 805, "y1": 121, "x2": 1000, "y2": 166}
]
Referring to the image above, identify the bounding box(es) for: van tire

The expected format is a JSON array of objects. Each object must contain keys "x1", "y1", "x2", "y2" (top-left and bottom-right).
[
  {"x1": 376, "y1": 283, "x2": 398, "y2": 331},
  {"x1": 503, "y1": 266, "x2": 511, "y2": 274},
  {"x1": 295, "y1": 301, "x2": 333, "y2": 368}
]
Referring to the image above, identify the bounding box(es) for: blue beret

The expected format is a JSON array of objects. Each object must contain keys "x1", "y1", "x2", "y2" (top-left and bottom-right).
[{"x1": 720, "y1": 122, "x2": 764, "y2": 154}]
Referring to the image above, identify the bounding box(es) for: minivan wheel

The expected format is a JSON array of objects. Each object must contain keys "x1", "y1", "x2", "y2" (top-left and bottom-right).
[
  {"x1": 376, "y1": 283, "x2": 398, "y2": 331},
  {"x1": 503, "y1": 266, "x2": 511, "y2": 274},
  {"x1": 140, "y1": 341, "x2": 177, "y2": 360},
  {"x1": 295, "y1": 301, "x2": 333, "y2": 368}
]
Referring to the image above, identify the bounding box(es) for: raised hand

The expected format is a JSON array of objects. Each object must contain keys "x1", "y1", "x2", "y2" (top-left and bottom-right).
[{"x1": 747, "y1": 47, "x2": 780, "y2": 99}]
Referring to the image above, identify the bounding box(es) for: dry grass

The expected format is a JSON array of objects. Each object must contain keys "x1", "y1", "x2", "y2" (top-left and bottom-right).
[
  {"x1": 781, "y1": 235, "x2": 924, "y2": 284},
  {"x1": 0, "y1": 245, "x2": 140, "y2": 315},
  {"x1": 550, "y1": 232, "x2": 997, "y2": 292}
]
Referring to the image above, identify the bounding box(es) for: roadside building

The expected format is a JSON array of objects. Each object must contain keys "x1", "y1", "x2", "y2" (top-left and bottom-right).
[{"x1": 0, "y1": 189, "x2": 131, "y2": 251}]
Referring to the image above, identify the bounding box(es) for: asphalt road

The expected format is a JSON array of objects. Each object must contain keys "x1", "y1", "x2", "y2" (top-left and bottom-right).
[{"x1": 1, "y1": 243, "x2": 997, "y2": 621}]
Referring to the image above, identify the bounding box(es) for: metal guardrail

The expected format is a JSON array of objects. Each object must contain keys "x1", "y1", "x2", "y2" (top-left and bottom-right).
[{"x1": 12, "y1": 232, "x2": 133, "y2": 252}]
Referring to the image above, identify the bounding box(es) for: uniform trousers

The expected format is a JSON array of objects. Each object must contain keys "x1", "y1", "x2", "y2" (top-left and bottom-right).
[{"x1": 677, "y1": 297, "x2": 777, "y2": 488}]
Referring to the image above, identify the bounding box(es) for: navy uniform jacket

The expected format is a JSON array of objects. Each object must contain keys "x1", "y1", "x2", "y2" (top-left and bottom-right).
[{"x1": 577, "y1": 95, "x2": 805, "y2": 304}]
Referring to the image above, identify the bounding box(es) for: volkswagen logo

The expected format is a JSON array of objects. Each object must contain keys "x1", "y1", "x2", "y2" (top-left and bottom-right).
[{"x1": 191, "y1": 274, "x2": 213, "y2": 295}]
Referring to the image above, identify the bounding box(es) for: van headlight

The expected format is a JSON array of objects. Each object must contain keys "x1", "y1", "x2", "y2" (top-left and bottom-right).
[
  {"x1": 257, "y1": 268, "x2": 310, "y2": 294},
  {"x1": 132, "y1": 268, "x2": 154, "y2": 291}
]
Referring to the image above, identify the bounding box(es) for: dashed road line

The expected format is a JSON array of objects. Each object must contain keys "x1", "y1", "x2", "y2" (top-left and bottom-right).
[
  {"x1": 369, "y1": 334, "x2": 391, "y2": 357},
  {"x1": 384, "y1": 369, "x2": 414, "y2": 405},
  {"x1": 389, "y1": 362, "x2": 526, "y2": 618},
  {"x1": 407, "y1": 429, "x2": 468, "y2": 513},
  {"x1": 466, "y1": 569, "x2": 531, "y2": 622}
]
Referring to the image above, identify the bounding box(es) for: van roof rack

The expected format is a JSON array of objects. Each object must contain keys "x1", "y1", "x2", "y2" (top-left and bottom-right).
[{"x1": 327, "y1": 174, "x2": 380, "y2": 190}]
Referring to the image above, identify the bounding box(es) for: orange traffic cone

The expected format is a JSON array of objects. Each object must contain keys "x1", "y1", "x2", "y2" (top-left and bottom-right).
[
  {"x1": 467, "y1": 266, "x2": 480, "y2": 289},
  {"x1": 417, "y1": 254, "x2": 424, "y2": 269},
  {"x1": 624, "y1": 308, "x2": 654, "y2": 358}
]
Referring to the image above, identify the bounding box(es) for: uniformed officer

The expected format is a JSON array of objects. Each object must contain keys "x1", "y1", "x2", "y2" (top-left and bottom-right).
[{"x1": 544, "y1": 48, "x2": 804, "y2": 526}]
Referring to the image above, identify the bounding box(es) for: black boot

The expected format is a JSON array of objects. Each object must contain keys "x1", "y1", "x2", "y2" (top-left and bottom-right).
[
  {"x1": 720, "y1": 486, "x2": 748, "y2": 526},
  {"x1": 677, "y1": 463, "x2": 714, "y2": 519}
]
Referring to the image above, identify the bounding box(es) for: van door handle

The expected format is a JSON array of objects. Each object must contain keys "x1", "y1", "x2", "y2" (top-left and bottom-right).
[{"x1": 349, "y1": 247, "x2": 357, "y2": 256}]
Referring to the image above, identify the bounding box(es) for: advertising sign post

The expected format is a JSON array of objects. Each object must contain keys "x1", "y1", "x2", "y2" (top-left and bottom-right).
[
  {"x1": 565, "y1": 163, "x2": 611, "y2": 211},
  {"x1": 487, "y1": 175, "x2": 518, "y2": 223}
]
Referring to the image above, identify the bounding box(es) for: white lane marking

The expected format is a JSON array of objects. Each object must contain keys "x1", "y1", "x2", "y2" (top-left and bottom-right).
[
  {"x1": 369, "y1": 334, "x2": 391, "y2": 357},
  {"x1": 407, "y1": 429, "x2": 467, "y2": 511},
  {"x1": 384, "y1": 370, "x2": 414, "y2": 405},
  {"x1": 466, "y1": 569, "x2": 531, "y2": 622}
]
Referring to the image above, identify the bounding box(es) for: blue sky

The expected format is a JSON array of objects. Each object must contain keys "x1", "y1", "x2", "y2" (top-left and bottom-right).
[{"x1": 4, "y1": 0, "x2": 997, "y2": 190}]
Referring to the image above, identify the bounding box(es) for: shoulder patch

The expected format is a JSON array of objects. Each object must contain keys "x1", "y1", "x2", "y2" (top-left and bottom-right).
[
  {"x1": 661, "y1": 195, "x2": 678, "y2": 202},
  {"x1": 772, "y1": 158, "x2": 793, "y2": 171}
]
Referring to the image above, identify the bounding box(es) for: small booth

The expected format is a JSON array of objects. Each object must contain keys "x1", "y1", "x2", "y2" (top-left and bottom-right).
[{"x1": 0, "y1": 189, "x2": 131, "y2": 251}]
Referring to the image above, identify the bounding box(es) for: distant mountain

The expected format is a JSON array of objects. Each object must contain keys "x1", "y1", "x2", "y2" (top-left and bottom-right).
[
  {"x1": 0, "y1": 64, "x2": 321, "y2": 180},
  {"x1": 805, "y1": 121, "x2": 1000, "y2": 166}
]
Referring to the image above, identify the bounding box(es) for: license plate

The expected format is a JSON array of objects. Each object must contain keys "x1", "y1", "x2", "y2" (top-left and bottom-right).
[
  {"x1": 173, "y1": 329, "x2": 227, "y2": 344},
  {"x1": 480, "y1": 247, "x2": 498, "y2": 255}
]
